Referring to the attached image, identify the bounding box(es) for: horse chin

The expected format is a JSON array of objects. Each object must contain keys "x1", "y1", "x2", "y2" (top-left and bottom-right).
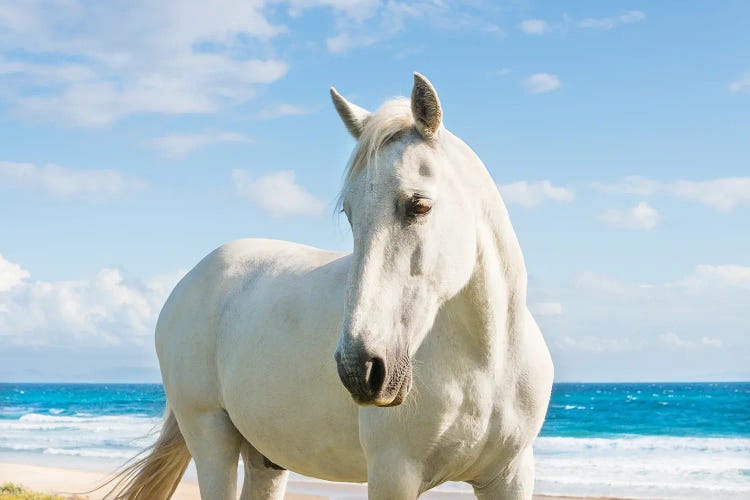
[{"x1": 375, "y1": 370, "x2": 412, "y2": 408}]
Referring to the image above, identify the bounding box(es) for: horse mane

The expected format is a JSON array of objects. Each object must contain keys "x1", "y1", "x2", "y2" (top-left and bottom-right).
[{"x1": 338, "y1": 97, "x2": 415, "y2": 205}]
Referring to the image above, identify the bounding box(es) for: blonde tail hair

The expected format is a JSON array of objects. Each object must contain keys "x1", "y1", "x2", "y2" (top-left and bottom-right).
[{"x1": 100, "y1": 408, "x2": 191, "y2": 499}]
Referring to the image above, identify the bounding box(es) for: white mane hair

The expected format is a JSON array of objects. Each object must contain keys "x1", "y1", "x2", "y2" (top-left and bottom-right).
[{"x1": 338, "y1": 97, "x2": 415, "y2": 203}]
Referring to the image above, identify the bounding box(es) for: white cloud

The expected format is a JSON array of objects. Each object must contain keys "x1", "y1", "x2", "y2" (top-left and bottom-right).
[
  {"x1": 659, "y1": 332, "x2": 696, "y2": 350},
  {"x1": 539, "y1": 264, "x2": 749, "y2": 380},
  {"x1": 523, "y1": 73, "x2": 561, "y2": 94},
  {"x1": 593, "y1": 176, "x2": 750, "y2": 213},
  {"x1": 326, "y1": 32, "x2": 380, "y2": 53},
  {"x1": 578, "y1": 10, "x2": 646, "y2": 30},
  {"x1": 0, "y1": 1, "x2": 289, "y2": 125},
  {"x1": 557, "y1": 335, "x2": 637, "y2": 353},
  {"x1": 150, "y1": 131, "x2": 252, "y2": 159},
  {"x1": 659, "y1": 332, "x2": 723, "y2": 350},
  {"x1": 232, "y1": 169, "x2": 326, "y2": 217},
  {"x1": 0, "y1": 56, "x2": 96, "y2": 83},
  {"x1": 574, "y1": 266, "x2": 747, "y2": 346},
  {"x1": 0, "y1": 2, "x2": 507, "y2": 121},
  {"x1": 286, "y1": 0, "x2": 381, "y2": 22},
  {"x1": 592, "y1": 176, "x2": 659, "y2": 196},
  {"x1": 576, "y1": 271, "x2": 627, "y2": 295},
  {"x1": 499, "y1": 180, "x2": 574, "y2": 208},
  {"x1": 0, "y1": 254, "x2": 30, "y2": 292},
  {"x1": 316, "y1": 1, "x2": 504, "y2": 54},
  {"x1": 576, "y1": 264, "x2": 750, "y2": 296},
  {"x1": 701, "y1": 336, "x2": 723, "y2": 348},
  {"x1": 256, "y1": 104, "x2": 313, "y2": 120},
  {"x1": 670, "y1": 178, "x2": 750, "y2": 213},
  {"x1": 598, "y1": 201, "x2": 659, "y2": 230},
  {"x1": 729, "y1": 72, "x2": 750, "y2": 93},
  {"x1": 675, "y1": 264, "x2": 750, "y2": 291},
  {"x1": 0, "y1": 161, "x2": 146, "y2": 200},
  {"x1": 519, "y1": 19, "x2": 548, "y2": 35},
  {"x1": 531, "y1": 301, "x2": 563, "y2": 316},
  {"x1": 0, "y1": 255, "x2": 186, "y2": 347}
]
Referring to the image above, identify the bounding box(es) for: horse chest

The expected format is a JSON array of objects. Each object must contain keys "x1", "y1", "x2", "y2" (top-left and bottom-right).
[{"x1": 405, "y1": 361, "x2": 530, "y2": 487}]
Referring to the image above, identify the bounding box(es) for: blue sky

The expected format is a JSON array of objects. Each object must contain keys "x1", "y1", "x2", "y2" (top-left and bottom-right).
[{"x1": 0, "y1": 1, "x2": 748, "y2": 382}]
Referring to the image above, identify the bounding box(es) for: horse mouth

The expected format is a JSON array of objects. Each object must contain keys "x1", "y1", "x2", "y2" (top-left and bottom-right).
[
  {"x1": 379, "y1": 371, "x2": 412, "y2": 407},
  {"x1": 363, "y1": 368, "x2": 412, "y2": 408}
]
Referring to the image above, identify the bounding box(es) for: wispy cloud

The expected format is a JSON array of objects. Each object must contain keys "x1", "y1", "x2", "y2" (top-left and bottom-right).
[
  {"x1": 492, "y1": 67, "x2": 512, "y2": 77},
  {"x1": 729, "y1": 72, "x2": 750, "y2": 93},
  {"x1": 519, "y1": 19, "x2": 548, "y2": 35},
  {"x1": 256, "y1": 104, "x2": 313, "y2": 120},
  {"x1": 315, "y1": 1, "x2": 504, "y2": 54},
  {"x1": 523, "y1": 73, "x2": 561, "y2": 94},
  {"x1": 659, "y1": 332, "x2": 697, "y2": 350},
  {"x1": 592, "y1": 176, "x2": 659, "y2": 196},
  {"x1": 0, "y1": 161, "x2": 146, "y2": 200},
  {"x1": 660, "y1": 332, "x2": 723, "y2": 350},
  {"x1": 286, "y1": 0, "x2": 381, "y2": 22},
  {"x1": 563, "y1": 264, "x2": 749, "y2": 363},
  {"x1": 516, "y1": 11, "x2": 645, "y2": 37},
  {"x1": 598, "y1": 201, "x2": 659, "y2": 230},
  {"x1": 675, "y1": 264, "x2": 750, "y2": 291},
  {"x1": 575, "y1": 271, "x2": 628, "y2": 296},
  {"x1": 556, "y1": 335, "x2": 638, "y2": 353},
  {"x1": 499, "y1": 180, "x2": 574, "y2": 208},
  {"x1": 531, "y1": 301, "x2": 563, "y2": 316},
  {"x1": 150, "y1": 131, "x2": 252, "y2": 160},
  {"x1": 0, "y1": 2, "x2": 510, "y2": 122},
  {"x1": 232, "y1": 169, "x2": 326, "y2": 217},
  {"x1": 578, "y1": 264, "x2": 750, "y2": 296},
  {"x1": 671, "y1": 178, "x2": 750, "y2": 213},
  {"x1": 0, "y1": 1, "x2": 289, "y2": 126},
  {"x1": 578, "y1": 10, "x2": 646, "y2": 30},
  {"x1": 593, "y1": 176, "x2": 750, "y2": 213}
]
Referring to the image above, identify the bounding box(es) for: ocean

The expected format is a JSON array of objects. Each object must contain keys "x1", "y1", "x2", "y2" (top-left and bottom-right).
[{"x1": 1, "y1": 382, "x2": 748, "y2": 499}]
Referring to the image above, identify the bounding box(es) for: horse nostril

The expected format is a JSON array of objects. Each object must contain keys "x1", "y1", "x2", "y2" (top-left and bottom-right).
[{"x1": 364, "y1": 357, "x2": 386, "y2": 396}]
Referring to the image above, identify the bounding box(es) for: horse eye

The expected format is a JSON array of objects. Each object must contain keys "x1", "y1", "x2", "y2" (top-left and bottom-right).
[{"x1": 407, "y1": 197, "x2": 432, "y2": 217}]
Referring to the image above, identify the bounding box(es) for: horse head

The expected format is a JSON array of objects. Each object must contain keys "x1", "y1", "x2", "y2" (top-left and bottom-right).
[{"x1": 332, "y1": 74, "x2": 480, "y2": 407}]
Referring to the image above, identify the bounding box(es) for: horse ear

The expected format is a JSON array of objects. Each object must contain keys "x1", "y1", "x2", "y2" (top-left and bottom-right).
[
  {"x1": 330, "y1": 87, "x2": 370, "y2": 139},
  {"x1": 411, "y1": 72, "x2": 442, "y2": 140}
]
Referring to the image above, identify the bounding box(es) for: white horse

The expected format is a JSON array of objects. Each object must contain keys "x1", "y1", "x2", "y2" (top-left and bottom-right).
[{"x1": 110, "y1": 73, "x2": 553, "y2": 500}]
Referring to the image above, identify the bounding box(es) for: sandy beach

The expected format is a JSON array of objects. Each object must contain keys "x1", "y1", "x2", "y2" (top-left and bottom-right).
[{"x1": 0, "y1": 461, "x2": 622, "y2": 500}]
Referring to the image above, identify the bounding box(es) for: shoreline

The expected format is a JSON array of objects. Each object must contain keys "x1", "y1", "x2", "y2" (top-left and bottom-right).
[{"x1": 0, "y1": 461, "x2": 629, "y2": 500}]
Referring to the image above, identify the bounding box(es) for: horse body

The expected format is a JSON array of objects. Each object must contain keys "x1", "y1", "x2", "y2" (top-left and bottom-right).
[
  {"x1": 158, "y1": 235, "x2": 550, "y2": 496},
  {"x1": 112, "y1": 73, "x2": 553, "y2": 500}
]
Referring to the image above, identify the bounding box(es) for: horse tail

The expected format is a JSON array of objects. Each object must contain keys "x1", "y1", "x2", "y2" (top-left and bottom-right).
[{"x1": 100, "y1": 407, "x2": 191, "y2": 499}]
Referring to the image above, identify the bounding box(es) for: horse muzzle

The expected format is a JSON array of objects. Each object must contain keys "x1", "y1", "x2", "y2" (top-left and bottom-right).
[{"x1": 334, "y1": 349, "x2": 412, "y2": 407}]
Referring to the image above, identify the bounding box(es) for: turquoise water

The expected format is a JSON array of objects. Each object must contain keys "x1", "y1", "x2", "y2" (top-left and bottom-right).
[
  {"x1": 1, "y1": 382, "x2": 749, "y2": 498},
  {"x1": 543, "y1": 382, "x2": 750, "y2": 438}
]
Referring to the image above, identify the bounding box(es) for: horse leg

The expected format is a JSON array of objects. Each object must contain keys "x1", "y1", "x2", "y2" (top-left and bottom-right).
[
  {"x1": 366, "y1": 456, "x2": 422, "y2": 500},
  {"x1": 239, "y1": 440, "x2": 289, "y2": 500},
  {"x1": 177, "y1": 409, "x2": 242, "y2": 500},
  {"x1": 471, "y1": 446, "x2": 535, "y2": 500}
]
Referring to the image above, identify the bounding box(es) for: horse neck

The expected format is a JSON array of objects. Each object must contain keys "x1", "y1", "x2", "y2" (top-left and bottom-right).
[{"x1": 438, "y1": 179, "x2": 528, "y2": 369}]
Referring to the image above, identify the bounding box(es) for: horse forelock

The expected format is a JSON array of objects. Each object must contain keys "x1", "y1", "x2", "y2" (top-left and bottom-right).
[{"x1": 337, "y1": 97, "x2": 415, "y2": 207}]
